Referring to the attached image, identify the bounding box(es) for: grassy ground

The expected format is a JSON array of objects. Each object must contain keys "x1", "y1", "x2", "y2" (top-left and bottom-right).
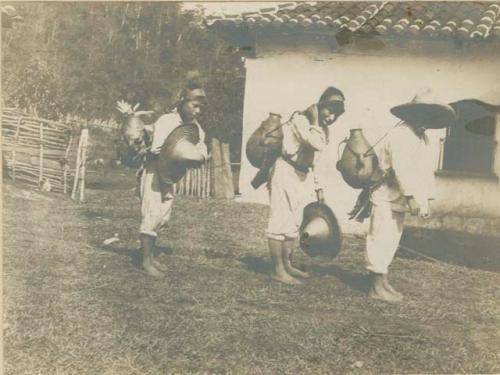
[{"x1": 3, "y1": 166, "x2": 500, "y2": 374}]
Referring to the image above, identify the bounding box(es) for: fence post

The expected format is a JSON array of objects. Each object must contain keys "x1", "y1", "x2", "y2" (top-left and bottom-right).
[
  {"x1": 11, "y1": 117, "x2": 22, "y2": 182},
  {"x1": 39, "y1": 121, "x2": 44, "y2": 185},
  {"x1": 79, "y1": 128, "x2": 89, "y2": 202},
  {"x1": 71, "y1": 130, "x2": 84, "y2": 200}
]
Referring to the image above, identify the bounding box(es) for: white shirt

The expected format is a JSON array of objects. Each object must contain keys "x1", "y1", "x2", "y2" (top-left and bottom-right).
[
  {"x1": 281, "y1": 112, "x2": 328, "y2": 188},
  {"x1": 282, "y1": 112, "x2": 327, "y2": 157},
  {"x1": 371, "y1": 123, "x2": 436, "y2": 209}
]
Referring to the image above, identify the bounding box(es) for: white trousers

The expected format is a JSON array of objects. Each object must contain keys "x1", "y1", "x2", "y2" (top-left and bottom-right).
[
  {"x1": 139, "y1": 164, "x2": 173, "y2": 238},
  {"x1": 267, "y1": 158, "x2": 315, "y2": 241},
  {"x1": 365, "y1": 201, "x2": 405, "y2": 274}
]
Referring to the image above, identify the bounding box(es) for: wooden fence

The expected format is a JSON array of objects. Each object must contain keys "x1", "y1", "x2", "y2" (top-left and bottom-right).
[
  {"x1": 173, "y1": 161, "x2": 240, "y2": 199},
  {"x1": 1, "y1": 107, "x2": 84, "y2": 195},
  {"x1": 174, "y1": 161, "x2": 211, "y2": 198}
]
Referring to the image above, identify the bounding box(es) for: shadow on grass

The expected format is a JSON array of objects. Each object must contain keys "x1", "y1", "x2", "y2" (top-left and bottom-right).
[
  {"x1": 310, "y1": 264, "x2": 369, "y2": 294},
  {"x1": 98, "y1": 243, "x2": 173, "y2": 268},
  {"x1": 400, "y1": 227, "x2": 500, "y2": 273},
  {"x1": 238, "y1": 255, "x2": 272, "y2": 275}
]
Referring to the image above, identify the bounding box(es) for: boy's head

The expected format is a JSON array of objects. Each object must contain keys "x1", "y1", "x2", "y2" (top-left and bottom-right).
[
  {"x1": 317, "y1": 86, "x2": 345, "y2": 127},
  {"x1": 178, "y1": 87, "x2": 207, "y2": 122}
]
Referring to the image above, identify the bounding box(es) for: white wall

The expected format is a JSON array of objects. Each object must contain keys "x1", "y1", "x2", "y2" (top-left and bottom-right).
[{"x1": 239, "y1": 49, "x2": 500, "y2": 234}]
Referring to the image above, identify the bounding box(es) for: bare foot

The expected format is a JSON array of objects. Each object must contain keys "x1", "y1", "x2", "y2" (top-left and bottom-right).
[
  {"x1": 142, "y1": 262, "x2": 164, "y2": 278},
  {"x1": 382, "y1": 275, "x2": 403, "y2": 300},
  {"x1": 383, "y1": 283, "x2": 403, "y2": 300},
  {"x1": 369, "y1": 285, "x2": 402, "y2": 302},
  {"x1": 286, "y1": 265, "x2": 311, "y2": 279},
  {"x1": 368, "y1": 273, "x2": 402, "y2": 302},
  {"x1": 152, "y1": 258, "x2": 168, "y2": 272},
  {"x1": 271, "y1": 272, "x2": 303, "y2": 285}
]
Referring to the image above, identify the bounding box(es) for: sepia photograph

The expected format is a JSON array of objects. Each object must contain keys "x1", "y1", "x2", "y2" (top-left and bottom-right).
[{"x1": 1, "y1": 1, "x2": 500, "y2": 373}]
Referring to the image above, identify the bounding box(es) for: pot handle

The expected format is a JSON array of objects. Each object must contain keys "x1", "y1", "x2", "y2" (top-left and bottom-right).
[
  {"x1": 337, "y1": 137, "x2": 348, "y2": 161},
  {"x1": 315, "y1": 188, "x2": 325, "y2": 203}
]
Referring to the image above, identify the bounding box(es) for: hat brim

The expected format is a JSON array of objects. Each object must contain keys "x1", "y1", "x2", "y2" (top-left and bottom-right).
[
  {"x1": 390, "y1": 102, "x2": 457, "y2": 129},
  {"x1": 299, "y1": 202, "x2": 342, "y2": 258}
]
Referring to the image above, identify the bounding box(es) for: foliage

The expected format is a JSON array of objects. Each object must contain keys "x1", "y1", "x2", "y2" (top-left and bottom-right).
[{"x1": 1, "y1": 3, "x2": 245, "y2": 157}]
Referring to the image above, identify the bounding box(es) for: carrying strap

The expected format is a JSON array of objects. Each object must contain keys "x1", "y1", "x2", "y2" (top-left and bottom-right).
[
  {"x1": 282, "y1": 153, "x2": 309, "y2": 174},
  {"x1": 264, "y1": 111, "x2": 299, "y2": 138},
  {"x1": 337, "y1": 122, "x2": 402, "y2": 165}
]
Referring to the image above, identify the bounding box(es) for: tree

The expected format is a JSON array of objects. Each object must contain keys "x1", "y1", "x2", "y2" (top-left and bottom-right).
[{"x1": 1, "y1": 3, "x2": 245, "y2": 196}]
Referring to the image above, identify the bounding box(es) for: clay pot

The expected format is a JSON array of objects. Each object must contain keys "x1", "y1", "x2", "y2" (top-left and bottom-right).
[{"x1": 336, "y1": 128, "x2": 378, "y2": 189}]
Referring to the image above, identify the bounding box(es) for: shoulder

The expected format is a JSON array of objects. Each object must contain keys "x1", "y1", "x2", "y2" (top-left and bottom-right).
[
  {"x1": 390, "y1": 123, "x2": 414, "y2": 141},
  {"x1": 154, "y1": 112, "x2": 181, "y2": 128},
  {"x1": 290, "y1": 112, "x2": 312, "y2": 129}
]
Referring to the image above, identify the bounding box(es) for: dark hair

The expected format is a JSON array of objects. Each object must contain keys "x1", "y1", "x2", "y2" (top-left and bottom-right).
[
  {"x1": 318, "y1": 86, "x2": 345, "y2": 103},
  {"x1": 318, "y1": 86, "x2": 345, "y2": 117}
]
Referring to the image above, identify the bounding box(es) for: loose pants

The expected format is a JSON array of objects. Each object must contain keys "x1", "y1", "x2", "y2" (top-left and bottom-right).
[
  {"x1": 267, "y1": 158, "x2": 315, "y2": 241},
  {"x1": 365, "y1": 201, "x2": 405, "y2": 274},
  {"x1": 139, "y1": 164, "x2": 173, "y2": 238}
]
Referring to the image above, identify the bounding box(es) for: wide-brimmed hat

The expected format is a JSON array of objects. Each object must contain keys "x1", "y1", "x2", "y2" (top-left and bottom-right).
[
  {"x1": 391, "y1": 90, "x2": 457, "y2": 129},
  {"x1": 299, "y1": 201, "x2": 342, "y2": 258},
  {"x1": 158, "y1": 123, "x2": 204, "y2": 184}
]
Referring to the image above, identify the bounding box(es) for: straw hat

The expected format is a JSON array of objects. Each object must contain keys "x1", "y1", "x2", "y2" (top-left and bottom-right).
[
  {"x1": 299, "y1": 200, "x2": 342, "y2": 258},
  {"x1": 391, "y1": 89, "x2": 457, "y2": 129}
]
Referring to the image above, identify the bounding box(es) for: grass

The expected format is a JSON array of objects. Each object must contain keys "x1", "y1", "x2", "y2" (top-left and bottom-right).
[{"x1": 3, "y1": 165, "x2": 500, "y2": 374}]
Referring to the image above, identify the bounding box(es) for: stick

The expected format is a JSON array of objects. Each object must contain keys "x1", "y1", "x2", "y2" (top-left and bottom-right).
[
  {"x1": 200, "y1": 165, "x2": 204, "y2": 197},
  {"x1": 197, "y1": 167, "x2": 201, "y2": 198},
  {"x1": 398, "y1": 244, "x2": 440, "y2": 263},
  {"x1": 186, "y1": 169, "x2": 191, "y2": 196},
  {"x1": 71, "y1": 131, "x2": 84, "y2": 200},
  {"x1": 354, "y1": 332, "x2": 428, "y2": 341},
  {"x1": 63, "y1": 134, "x2": 73, "y2": 194},
  {"x1": 79, "y1": 129, "x2": 89, "y2": 202},
  {"x1": 39, "y1": 121, "x2": 44, "y2": 185},
  {"x1": 11, "y1": 116, "x2": 22, "y2": 182},
  {"x1": 207, "y1": 159, "x2": 211, "y2": 197}
]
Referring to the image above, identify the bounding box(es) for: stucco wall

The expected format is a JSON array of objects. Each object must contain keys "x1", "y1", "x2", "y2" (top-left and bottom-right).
[{"x1": 238, "y1": 47, "x2": 500, "y2": 234}]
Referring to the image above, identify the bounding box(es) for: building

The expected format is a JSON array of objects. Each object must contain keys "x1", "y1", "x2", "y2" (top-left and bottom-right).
[{"x1": 207, "y1": 1, "x2": 500, "y2": 235}]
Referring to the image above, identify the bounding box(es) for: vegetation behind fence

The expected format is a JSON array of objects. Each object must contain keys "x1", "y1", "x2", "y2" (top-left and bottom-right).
[{"x1": 1, "y1": 107, "x2": 82, "y2": 194}]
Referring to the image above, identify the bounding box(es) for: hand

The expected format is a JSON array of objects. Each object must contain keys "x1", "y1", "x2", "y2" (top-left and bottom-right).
[
  {"x1": 406, "y1": 196, "x2": 420, "y2": 216},
  {"x1": 419, "y1": 200, "x2": 431, "y2": 220},
  {"x1": 316, "y1": 188, "x2": 325, "y2": 203},
  {"x1": 313, "y1": 173, "x2": 320, "y2": 186},
  {"x1": 196, "y1": 143, "x2": 209, "y2": 161}
]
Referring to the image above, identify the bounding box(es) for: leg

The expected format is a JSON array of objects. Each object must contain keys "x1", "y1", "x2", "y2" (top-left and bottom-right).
[
  {"x1": 365, "y1": 203, "x2": 405, "y2": 302},
  {"x1": 368, "y1": 272, "x2": 402, "y2": 302},
  {"x1": 140, "y1": 233, "x2": 164, "y2": 277},
  {"x1": 283, "y1": 238, "x2": 310, "y2": 278},
  {"x1": 149, "y1": 236, "x2": 168, "y2": 272},
  {"x1": 382, "y1": 273, "x2": 403, "y2": 299},
  {"x1": 139, "y1": 167, "x2": 173, "y2": 276},
  {"x1": 268, "y1": 238, "x2": 302, "y2": 285}
]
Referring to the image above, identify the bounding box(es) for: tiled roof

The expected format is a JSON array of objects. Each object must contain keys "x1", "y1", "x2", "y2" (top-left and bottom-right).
[{"x1": 205, "y1": 2, "x2": 500, "y2": 40}]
